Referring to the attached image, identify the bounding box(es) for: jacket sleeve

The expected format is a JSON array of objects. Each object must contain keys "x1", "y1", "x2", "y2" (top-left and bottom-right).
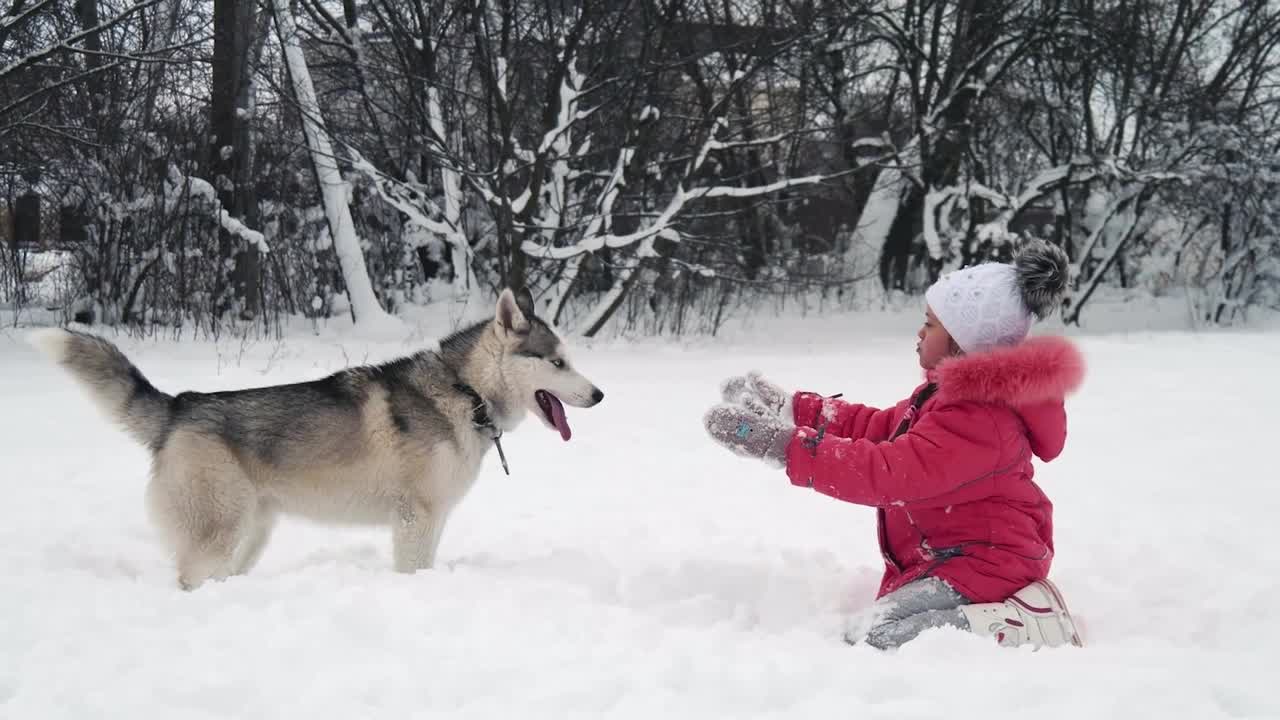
[
  {"x1": 784, "y1": 402, "x2": 1005, "y2": 509},
  {"x1": 791, "y1": 392, "x2": 906, "y2": 442}
]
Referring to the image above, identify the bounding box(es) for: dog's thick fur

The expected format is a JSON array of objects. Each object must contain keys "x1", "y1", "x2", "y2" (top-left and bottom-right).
[{"x1": 29, "y1": 289, "x2": 603, "y2": 590}]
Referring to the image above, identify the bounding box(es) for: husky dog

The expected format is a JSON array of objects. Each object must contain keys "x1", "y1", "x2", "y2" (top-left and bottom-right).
[{"x1": 29, "y1": 288, "x2": 603, "y2": 590}]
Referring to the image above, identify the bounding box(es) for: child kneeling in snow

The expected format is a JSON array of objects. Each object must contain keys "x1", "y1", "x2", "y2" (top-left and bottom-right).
[{"x1": 704, "y1": 240, "x2": 1085, "y2": 650}]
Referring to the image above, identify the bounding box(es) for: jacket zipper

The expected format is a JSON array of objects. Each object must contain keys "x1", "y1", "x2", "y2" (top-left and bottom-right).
[
  {"x1": 877, "y1": 508, "x2": 901, "y2": 571},
  {"x1": 879, "y1": 384, "x2": 937, "y2": 573}
]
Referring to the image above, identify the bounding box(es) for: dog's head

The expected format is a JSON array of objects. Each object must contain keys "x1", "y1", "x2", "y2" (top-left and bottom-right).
[{"x1": 493, "y1": 288, "x2": 603, "y2": 440}]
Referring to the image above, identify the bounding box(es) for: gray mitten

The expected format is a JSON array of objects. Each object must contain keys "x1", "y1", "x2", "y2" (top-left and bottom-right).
[
  {"x1": 719, "y1": 371, "x2": 793, "y2": 420},
  {"x1": 703, "y1": 403, "x2": 793, "y2": 467},
  {"x1": 720, "y1": 374, "x2": 751, "y2": 402}
]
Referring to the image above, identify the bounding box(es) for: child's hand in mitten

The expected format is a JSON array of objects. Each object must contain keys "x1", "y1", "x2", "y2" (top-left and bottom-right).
[
  {"x1": 719, "y1": 371, "x2": 793, "y2": 421},
  {"x1": 703, "y1": 403, "x2": 793, "y2": 467}
]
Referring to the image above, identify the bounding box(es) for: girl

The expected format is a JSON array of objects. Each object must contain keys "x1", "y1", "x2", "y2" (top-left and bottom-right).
[{"x1": 704, "y1": 241, "x2": 1085, "y2": 650}]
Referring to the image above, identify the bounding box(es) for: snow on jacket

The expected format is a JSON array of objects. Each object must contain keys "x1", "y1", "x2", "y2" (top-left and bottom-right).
[{"x1": 784, "y1": 336, "x2": 1085, "y2": 603}]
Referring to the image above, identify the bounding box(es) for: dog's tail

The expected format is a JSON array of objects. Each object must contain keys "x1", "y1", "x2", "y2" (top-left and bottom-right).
[{"x1": 28, "y1": 328, "x2": 174, "y2": 449}]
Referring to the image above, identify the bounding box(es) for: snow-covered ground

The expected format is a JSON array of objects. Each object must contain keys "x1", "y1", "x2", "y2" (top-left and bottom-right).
[{"x1": 1, "y1": 310, "x2": 1277, "y2": 719}]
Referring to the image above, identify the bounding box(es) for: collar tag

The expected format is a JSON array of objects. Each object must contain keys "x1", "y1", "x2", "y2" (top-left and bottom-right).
[{"x1": 493, "y1": 433, "x2": 510, "y2": 476}]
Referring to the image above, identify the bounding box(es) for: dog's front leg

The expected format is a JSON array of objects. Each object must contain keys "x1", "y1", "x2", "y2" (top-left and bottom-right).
[{"x1": 392, "y1": 497, "x2": 445, "y2": 572}]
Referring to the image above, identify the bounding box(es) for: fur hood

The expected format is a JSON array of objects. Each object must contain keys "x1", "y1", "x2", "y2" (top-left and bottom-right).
[{"x1": 928, "y1": 335, "x2": 1085, "y2": 407}]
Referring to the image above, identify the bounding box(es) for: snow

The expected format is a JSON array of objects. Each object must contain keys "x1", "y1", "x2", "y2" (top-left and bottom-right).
[
  {"x1": 697, "y1": 174, "x2": 833, "y2": 200},
  {"x1": 508, "y1": 186, "x2": 532, "y2": 215},
  {"x1": 219, "y1": 214, "x2": 269, "y2": 254},
  {"x1": 850, "y1": 135, "x2": 892, "y2": 152},
  {"x1": 1, "y1": 311, "x2": 1278, "y2": 719},
  {"x1": 922, "y1": 186, "x2": 955, "y2": 259},
  {"x1": 496, "y1": 57, "x2": 508, "y2": 102},
  {"x1": 692, "y1": 116, "x2": 729, "y2": 172},
  {"x1": 535, "y1": 54, "x2": 591, "y2": 157}
]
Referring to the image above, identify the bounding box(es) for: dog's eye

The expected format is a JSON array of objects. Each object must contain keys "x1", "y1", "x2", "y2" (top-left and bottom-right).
[{"x1": 550, "y1": 358, "x2": 565, "y2": 369}]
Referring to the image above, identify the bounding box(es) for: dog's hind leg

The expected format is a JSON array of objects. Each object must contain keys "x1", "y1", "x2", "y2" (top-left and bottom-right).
[
  {"x1": 392, "y1": 498, "x2": 448, "y2": 572},
  {"x1": 148, "y1": 432, "x2": 254, "y2": 591},
  {"x1": 175, "y1": 540, "x2": 238, "y2": 590},
  {"x1": 232, "y1": 502, "x2": 277, "y2": 576},
  {"x1": 173, "y1": 498, "x2": 253, "y2": 590}
]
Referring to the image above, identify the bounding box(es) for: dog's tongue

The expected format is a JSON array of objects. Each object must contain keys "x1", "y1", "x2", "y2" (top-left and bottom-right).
[{"x1": 546, "y1": 392, "x2": 571, "y2": 441}]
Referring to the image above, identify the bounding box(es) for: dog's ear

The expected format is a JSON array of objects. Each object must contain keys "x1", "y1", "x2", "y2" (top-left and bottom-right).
[
  {"x1": 514, "y1": 287, "x2": 535, "y2": 318},
  {"x1": 495, "y1": 288, "x2": 531, "y2": 336}
]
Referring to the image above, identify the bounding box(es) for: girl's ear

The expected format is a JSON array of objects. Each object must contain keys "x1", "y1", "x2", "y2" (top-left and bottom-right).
[{"x1": 948, "y1": 336, "x2": 964, "y2": 357}]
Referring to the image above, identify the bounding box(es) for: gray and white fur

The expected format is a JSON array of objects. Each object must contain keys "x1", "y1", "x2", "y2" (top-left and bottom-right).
[
  {"x1": 1014, "y1": 239, "x2": 1071, "y2": 319},
  {"x1": 29, "y1": 288, "x2": 603, "y2": 590}
]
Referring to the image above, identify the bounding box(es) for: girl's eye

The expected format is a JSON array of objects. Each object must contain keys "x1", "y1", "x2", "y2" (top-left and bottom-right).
[{"x1": 551, "y1": 359, "x2": 565, "y2": 369}]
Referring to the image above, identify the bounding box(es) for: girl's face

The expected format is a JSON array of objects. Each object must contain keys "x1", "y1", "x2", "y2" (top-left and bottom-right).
[{"x1": 917, "y1": 306, "x2": 959, "y2": 370}]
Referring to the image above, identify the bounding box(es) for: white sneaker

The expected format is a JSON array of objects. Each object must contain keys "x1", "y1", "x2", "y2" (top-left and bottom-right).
[{"x1": 960, "y1": 579, "x2": 1084, "y2": 649}]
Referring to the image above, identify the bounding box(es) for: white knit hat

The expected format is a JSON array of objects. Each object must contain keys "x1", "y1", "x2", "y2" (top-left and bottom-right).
[{"x1": 924, "y1": 240, "x2": 1072, "y2": 353}]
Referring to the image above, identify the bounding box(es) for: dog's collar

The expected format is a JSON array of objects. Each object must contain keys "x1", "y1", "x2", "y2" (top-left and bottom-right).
[{"x1": 453, "y1": 382, "x2": 510, "y2": 476}]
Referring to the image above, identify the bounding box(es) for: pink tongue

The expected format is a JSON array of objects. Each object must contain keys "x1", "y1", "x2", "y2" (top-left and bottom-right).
[{"x1": 546, "y1": 393, "x2": 571, "y2": 441}]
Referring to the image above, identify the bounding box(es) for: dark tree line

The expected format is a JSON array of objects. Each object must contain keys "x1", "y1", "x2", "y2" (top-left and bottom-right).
[{"x1": 3, "y1": 0, "x2": 1278, "y2": 335}]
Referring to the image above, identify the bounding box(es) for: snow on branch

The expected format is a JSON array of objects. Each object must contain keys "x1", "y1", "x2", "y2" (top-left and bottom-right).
[
  {"x1": 536, "y1": 55, "x2": 593, "y2": 156},
  {"x1": 347, "y1": 146, "x2": 472, "y2": 273},
  {"x1": 693, "y1": 172, "x2": 841, "y2": 200},
  {"x1": 164, "y1": 165, "x2": 269, "y2": 253},
  {"x1": 923, "y1": 186, "x2": 961, "y2": 259},
  {"x1": 920, "y1": 159, "x2": 1102, "y2": 259},
  {"x1": 521, "y1": 123, "x2": 853, "y2": 262},
  {"x1": 0, "y1": 0, "x2": 56, "y2": 36},
  {"x1": 692, "y1": 117, "x2": 731, "y2": 173},
  {"x1": 487, "y1": 48, "x2": 598, "y2": 228},
  {"x1": 347, "y1": 150, "x2": 454, "y2": 238},
  {"x1": 697, "y1": 128, "x2": 791, "y2": 161},
  {"x1": 850, "y1": 136, "x2": 893, "y2": 152},
  {"x1": 496, "y1": 57, "x2": 509, "y2": 103}
]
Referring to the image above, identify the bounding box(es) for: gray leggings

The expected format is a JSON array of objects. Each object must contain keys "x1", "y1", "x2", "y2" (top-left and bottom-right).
[{"x1": 846, "y1": 577, "x2": 972, "y2": 649}]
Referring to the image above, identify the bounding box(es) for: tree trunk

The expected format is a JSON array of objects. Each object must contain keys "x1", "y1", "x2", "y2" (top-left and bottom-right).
[
  {"x1": 74, "y1": 0, "x2": 104, "y2": 129},
  {"x1": 1064, "y1": 189, "x2": 1152, "y2": 325},
  {"x1": 210, "y1": 0, "x2": 260, "y2": 318},
  {"x1": 580, "y1": 256, "x2": 648, "y2": 338},
  {"x1": 873, "y1": 0, "x2": 1003, "y2": 291},
  {"x1": 881, "y1": 185, "x2": 924, "y2": 290},
  {"x1": 272, "y1": 0, "x2": 396, "y2": 329}
]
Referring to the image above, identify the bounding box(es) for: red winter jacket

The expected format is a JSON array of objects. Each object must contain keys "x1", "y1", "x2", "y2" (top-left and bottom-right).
[{"x1": 784, "y1": 336, "x2": 1085, "y2": 603}]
